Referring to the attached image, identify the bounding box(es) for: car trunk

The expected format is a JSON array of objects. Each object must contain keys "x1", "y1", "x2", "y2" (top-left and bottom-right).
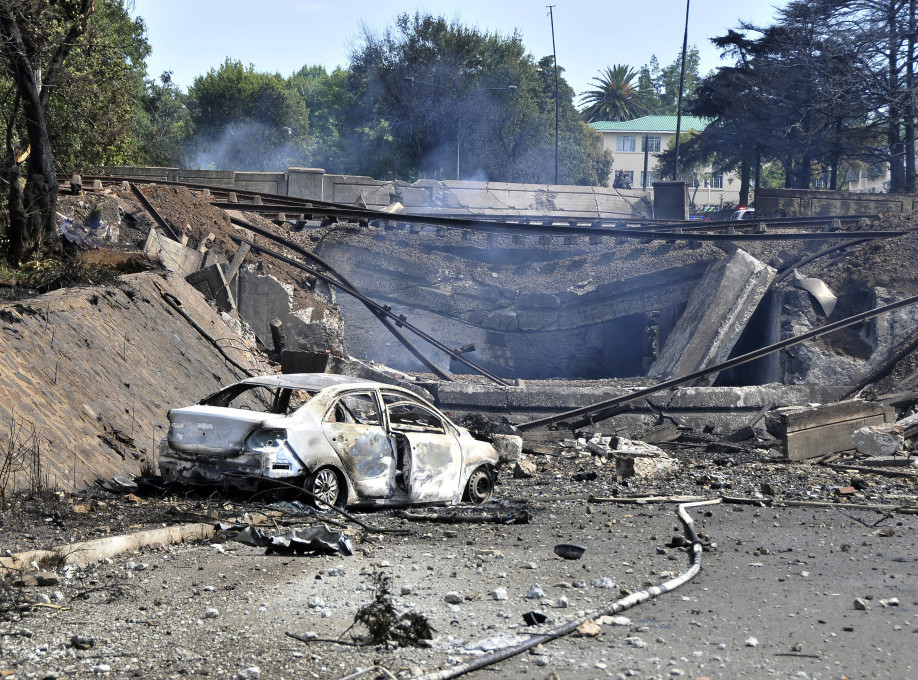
[{"x1": 167, "y1": 405, "x2": 268, "y2": 456}]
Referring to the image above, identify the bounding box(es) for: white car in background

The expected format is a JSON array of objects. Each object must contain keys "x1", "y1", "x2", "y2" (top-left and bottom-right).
[
  {"x1": 729, "y1": 207, "x2": 756, "y2": 220},
  {"x1": 159, "y1": 374, "x2": 498, "y2": 507}
]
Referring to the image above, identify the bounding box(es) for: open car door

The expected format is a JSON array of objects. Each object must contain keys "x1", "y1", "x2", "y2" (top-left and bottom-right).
[
  {"x1": 321, "y1": 390, "x2": 396, "y2": 498},
  {"x1": 381, "y1": 391, "x2": 462, "y2": 503}
]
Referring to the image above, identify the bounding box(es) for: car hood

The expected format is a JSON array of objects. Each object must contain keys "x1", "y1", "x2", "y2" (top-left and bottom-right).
[{"x1": 167, "y1": 405, "x2": 278, "y2": 456}]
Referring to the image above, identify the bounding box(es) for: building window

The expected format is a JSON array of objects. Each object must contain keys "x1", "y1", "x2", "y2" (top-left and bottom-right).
[
  {"x1": 712, "y1": 172, "x2": 723, "y2": 189},
  {"x1": 623, "y1": 171, "x2": 634, "y2": 186},
  {"x1": 641, "y1": 135, "x2": 661, "y2": 153},
  {"x1": 616, "y1": 135, "x2": 636, "y2": 152}
]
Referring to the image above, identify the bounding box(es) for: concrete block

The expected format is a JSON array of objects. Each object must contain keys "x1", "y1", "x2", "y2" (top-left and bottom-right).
[
  {"x1": 852, "y1": 423, "x2": 905, "y2": 457},
  {"x1": 652, "y1": 181, "x2": 688, "y2": 220},
  {"x1": 768, "y1": 399, "x2": 895, "y2": 461},
  {"x1": 492, "y1": 434, "x2": 523, "y2": 463},
  {"x1": 142, "y1": 228, "x2": 203, "y2": 276},
  {"x1": 287, "y1": 167, "x2": 325, "y2": 200},
  {"x1": 236, "y1": 269, "x2": 294, "y2": 347},
  {"x1": 649, "y1": 249, "x2": 776, "y2": 384}
]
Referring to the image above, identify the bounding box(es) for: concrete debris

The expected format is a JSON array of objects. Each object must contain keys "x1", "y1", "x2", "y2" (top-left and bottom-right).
[
  {"x1": 852, "y1": 423, "x2": 905, "y2": 457},
  {"x1": 492, "y1": 434, "x2": 523, "y2": 463},
  {"x1": 575, "y1": 619, "x2": 602, "y2": 637},
  {"x1": 649, "y1": 249, "x2": 776, "y2": 384},
  {"x1": 513, "y1": 459, "x2": 537, "y2": 479},
  {"x1": 768, "y1": 399, "x2": 896, "y2": 461},
  {"x1": 444, "y1": 592, "x2": 463, "y2": 604}
]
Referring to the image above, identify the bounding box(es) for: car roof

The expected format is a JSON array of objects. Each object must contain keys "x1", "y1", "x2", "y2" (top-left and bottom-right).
[{"x1": 238, "y1": 373, "x2": 378, "y2": 391}]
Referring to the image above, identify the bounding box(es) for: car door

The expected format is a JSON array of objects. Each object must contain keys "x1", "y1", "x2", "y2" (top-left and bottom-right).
[
  {"x1": 321, "y1": 390, "x2": 396, "y2": 498},
  {"x1": 381, "y1": 391, "x2": 463, "y2": 503}
]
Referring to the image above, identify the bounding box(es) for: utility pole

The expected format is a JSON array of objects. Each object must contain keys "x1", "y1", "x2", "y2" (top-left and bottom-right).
[
  {"x1": 548, "y1": 5, "x2": 559, "y2": 185},
  {"x1": 673, "y1": 0, "x2": 690, "y2": 181}
]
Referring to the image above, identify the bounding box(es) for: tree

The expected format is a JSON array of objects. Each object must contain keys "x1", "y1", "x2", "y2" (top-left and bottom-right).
[
  {"x1": 45, "y1": 0, "x2": 151, "y2": 171},
  {"x1": 0, "y1": 0, "x2": 95, "y2": 266},
  {"x1": 579, "y1": 64, "x2": 648, "y2": 122},
  {"x1": 675, "y1": 3, "x2": 876, "y2": 198},
  {"x1": 289, "y1": 64, "x2": 352, "y2": 173},
  {"x1": 134, "y1": 71, "x2": 193, "y2": 167},
  {"x1": 186, "y1": 59, "x2": 309, "y2": 171},
  {"x1": 636, "y1": 48, "x2": 701, "y2": 115},
  {"x1": 342, "y1": 12, "x2": 609, "y2": 185}
]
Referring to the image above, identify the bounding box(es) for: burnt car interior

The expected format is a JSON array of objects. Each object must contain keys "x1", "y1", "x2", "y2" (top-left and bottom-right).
[{"x1": 202, "y1": 384, "x2": 317, "y2": 415}]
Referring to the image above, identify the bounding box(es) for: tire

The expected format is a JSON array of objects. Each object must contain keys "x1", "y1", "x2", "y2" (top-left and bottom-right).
[
  {"x1": 305, "y1": 467, "x2": 345, "y2": 508},
  {"x1": 464, "y1": 467, "x2": 494, "y2": 504}
]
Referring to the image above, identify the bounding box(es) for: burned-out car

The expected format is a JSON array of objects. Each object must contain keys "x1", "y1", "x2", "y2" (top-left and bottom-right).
[{"x1": 159, "y1": 374, "x2": 498, "y2": 507}]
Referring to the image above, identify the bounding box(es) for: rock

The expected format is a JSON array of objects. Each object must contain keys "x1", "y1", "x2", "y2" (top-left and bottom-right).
[
  {"x1": 576, "y1": 619, "x2": 601, "y2": 637},
  {"x1": 591, "y1": 577, "x2": 615, "y2": 589},
  {"x1": 527, "y1": 584, "x2": 545, "y2": 599},
  {"x1": 444, "y1": 591, "x2": 463, "y2": 604},
  {"x1": 852, "y1": 423, "x2": 904, "y2": 457},
  {"x1": 492, "y1": 587, "x2": 508, "y2": 601},
  {"x1": 70, "y1": 635, "x2": 95, "y2": 649},
  {"x1": 236, "y1": 668, "x2": 260, "y2": 680},
  {"x1": 597, "y1": 615, "x2": 631, "y2": 626},
  {"x1": 492, "y1": 434, "x2": 522, "y2": 463},
  {"x1": 204, "y1": 607, "x2": 220, "y2": 618},
  {"x1": 513, "y1": 459, "x2": 537, "y2": 479},
  {"x1": 760, "y1": 482, "x2": 777, "y2": 496},
  {"x1": 13, "y1": 571, "x2": 59, "y2": 587},
  {"x1": 615, "y1": 454, "x2": 676, "y2": 479},
  {"x1": 745, "y1": 636, "x2": 759, "y2": 647},
  {"x1": 854, "y1": 598, "x2": 869, "y2": 610},
  {"x1": 90, "y1": 664, "x2": 111, "y2": 674}
]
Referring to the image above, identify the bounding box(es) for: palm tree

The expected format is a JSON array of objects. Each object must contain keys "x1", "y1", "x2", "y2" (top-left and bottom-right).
[{"x1": 580, "y1": 64, "x2": 649, "y2": 123}]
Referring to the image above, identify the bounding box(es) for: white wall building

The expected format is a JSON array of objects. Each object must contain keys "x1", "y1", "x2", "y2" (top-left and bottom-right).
[{"x1": 591, "y1": 115, "x2": 743, "y2": 209}]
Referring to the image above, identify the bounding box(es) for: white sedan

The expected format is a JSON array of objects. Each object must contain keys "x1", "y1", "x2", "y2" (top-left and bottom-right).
[{"x1": 159, "y1": 374, "x2": 498, "y2": 507}]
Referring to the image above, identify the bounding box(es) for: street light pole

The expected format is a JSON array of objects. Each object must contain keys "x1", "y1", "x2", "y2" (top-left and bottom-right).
[
  {"x1": 547, "y1": 5, "x2": 559, "y2": 185},
  {"x1": 673, "y1": 0, "x2": 690, "y2": 181}
]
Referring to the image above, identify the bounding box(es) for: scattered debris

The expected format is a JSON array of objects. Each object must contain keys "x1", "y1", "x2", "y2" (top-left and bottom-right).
[{"x1": 232, "y1": 525, "x2": 353, "y2": 556}]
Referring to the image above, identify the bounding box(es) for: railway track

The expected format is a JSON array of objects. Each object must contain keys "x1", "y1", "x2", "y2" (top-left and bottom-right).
[{"x1": 68, "y1": 173, "x2": 892, "y2": 243}]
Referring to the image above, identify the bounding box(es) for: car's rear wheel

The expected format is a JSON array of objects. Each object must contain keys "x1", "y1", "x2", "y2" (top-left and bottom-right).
[
  {"x1": 464, "y1": 467, "x2": 493, "y2": 504},
  {"x1": 305, "y1": 467, "x2": 344, "y2": 508}
]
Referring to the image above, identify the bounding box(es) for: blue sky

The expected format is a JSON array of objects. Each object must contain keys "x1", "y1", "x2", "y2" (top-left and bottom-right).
[{"x1": 131, "y1": 1, "x2": 789, "y2": 99}]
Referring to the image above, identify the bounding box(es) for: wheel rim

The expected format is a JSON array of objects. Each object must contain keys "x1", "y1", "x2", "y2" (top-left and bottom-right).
[
  {"x1": 312, "y1": 468, "x2": 339, "y2": 506},
  {"x1": 469, "y1": 470, "x2": 492, "y2": 503}
]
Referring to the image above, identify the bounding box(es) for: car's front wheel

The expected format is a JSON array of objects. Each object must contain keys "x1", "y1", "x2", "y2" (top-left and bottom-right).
[
  {"x1": 305, "y1": 467, "x2": 344, "y2": 508},
  {"x1": 464, "y1": 467, "x2": 494, "y2": 504}
]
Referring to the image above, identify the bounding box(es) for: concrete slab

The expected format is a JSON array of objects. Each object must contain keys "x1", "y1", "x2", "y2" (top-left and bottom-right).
[
  {"x1": 649, "y1": 248, "x2": 776, "y2": 384},
  {"x1": 142, "y1": 228, "x2": 203, "y2": 276},
  {"x1": 768, "y1": 399, "x2": 895, "y2": 460},
  {"x1": 432, "y1": 382, "x2": 845, "y2": 436}
]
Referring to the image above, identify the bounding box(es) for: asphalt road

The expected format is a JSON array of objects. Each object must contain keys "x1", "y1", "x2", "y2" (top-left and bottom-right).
[{"x1": 3, "y1": 497, "x2": 917, "y2": 680}]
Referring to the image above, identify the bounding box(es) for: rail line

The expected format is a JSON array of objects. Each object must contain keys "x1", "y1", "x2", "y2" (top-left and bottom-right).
[{"x1": 67, "y1": 173, "x2": 888, "y2": 242}]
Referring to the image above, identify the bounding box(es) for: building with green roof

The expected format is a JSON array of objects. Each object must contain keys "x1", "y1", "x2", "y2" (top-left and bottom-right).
[{"x1": 590, "y1": 115, "x2": 740, "y2": 207}]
